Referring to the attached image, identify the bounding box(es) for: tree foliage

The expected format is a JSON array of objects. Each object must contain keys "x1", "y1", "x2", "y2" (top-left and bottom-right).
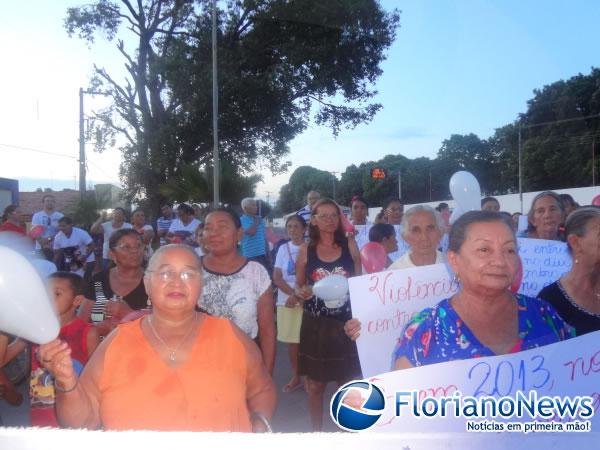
[{"x1": 65, "y1": 0, "x2": 400, "y2": 214}]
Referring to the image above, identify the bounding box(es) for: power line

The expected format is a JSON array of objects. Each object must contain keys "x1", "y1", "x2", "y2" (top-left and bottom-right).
[{"x1": 0, "y1": 143, "x2": 77, "y2": 160}]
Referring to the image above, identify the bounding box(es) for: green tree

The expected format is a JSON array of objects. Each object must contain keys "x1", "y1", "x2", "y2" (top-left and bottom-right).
[
  {"x1": 518, "y1": 68, "x2": 600, "y2": 190},
  {"x1": 65, "y1": 0, "x2": 400, "y2": 213},
  {"x1": 277, "y1": 166, "x2": 336, "y2": 213}
]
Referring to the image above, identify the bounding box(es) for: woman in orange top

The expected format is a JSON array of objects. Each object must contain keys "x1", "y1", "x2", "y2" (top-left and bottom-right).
[{"x1": 39, "y1": 244, "x2": 276, "y2": 431}]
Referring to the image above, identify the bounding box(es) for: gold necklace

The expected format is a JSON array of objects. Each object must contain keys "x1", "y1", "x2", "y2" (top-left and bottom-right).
[{"x1": 147, "y1": 313, "x2": 198, "y2": 362}]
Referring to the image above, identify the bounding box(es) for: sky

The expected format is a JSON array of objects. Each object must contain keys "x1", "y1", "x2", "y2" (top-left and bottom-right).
[{"x1": 1, "y1": 0, "x2": 600, "y2": 203}]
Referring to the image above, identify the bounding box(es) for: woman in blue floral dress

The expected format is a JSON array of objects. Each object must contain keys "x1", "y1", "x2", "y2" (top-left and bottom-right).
[{"x1": 392, "y1": 211, "x2": 574, "y2": 370}]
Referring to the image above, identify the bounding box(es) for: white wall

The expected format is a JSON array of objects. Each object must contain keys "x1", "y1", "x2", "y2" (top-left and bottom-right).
[{"x1": 367, "y1": 185, "x2": 600, "y2": 221}]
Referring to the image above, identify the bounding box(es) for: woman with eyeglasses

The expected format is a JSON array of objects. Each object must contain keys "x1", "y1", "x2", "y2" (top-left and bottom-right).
[
  {"x1": 294, "y1": 198, "x2": 362, "y2": 431},
  {"x1": 38, "y1": 244, "x2": 276, "y2": 431},
  {"x1": 198, "y1": 208, "x2": 276, "y2": 375},
  {"x1": 79, "y1": 229, "x2": 148, "y2": 337}
]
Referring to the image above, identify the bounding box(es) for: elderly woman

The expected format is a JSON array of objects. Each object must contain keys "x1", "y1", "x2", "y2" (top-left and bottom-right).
[
  {"x1": 39, "y1": 244, "x2": 276, "y2": 431},
  {"x1": 524, "y1": 191, "x2": 564, "y2": 240},
  {"x1": 392, "y1": 211, "x2": 574, "y2": 369},
  {"x1": 199, "y1": 208, "x2": 276, "y2": 374},
  {"x1": 538, "y1": 207, "x2": 600, "y2": 335},
  {"x1": 294, "y1": 198, "x2": 362, "y2": 431},
  {"x1": 79, "y1": 229, "x2": 148, "y2": 337},
  {"x1": 389, "y1": 205, "x2": 445, "y2": 270}
]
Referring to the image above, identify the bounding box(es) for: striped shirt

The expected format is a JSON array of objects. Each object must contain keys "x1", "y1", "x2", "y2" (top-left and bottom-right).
[
  {"x1": 240, "y1": 214, "x2": 266, "y2": 258},
  {"x1": 156, "y1": 214, "x2": 176, "y2": 246}
]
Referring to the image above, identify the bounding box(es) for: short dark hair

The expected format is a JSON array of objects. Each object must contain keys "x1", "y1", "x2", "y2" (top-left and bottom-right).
[
  {"x1": 1, "y1": 204, "x2": 18, "y2": 222},
  {"x1": 42, "y1": 194, "x2": 55, "y2": 202},
  {"x1": 109, "y1": 228, "x2": 142, "y2": 249},
  {"x1": 351, "y1": 196, "x2": 368, "y2": 208},
  {"x1": 285, "y1": 214, "x2": 306, "y2": 228},
  {"x1": 564, "y1": 207, "x2": 600, "y2": 253},
  {"x1": 448, "y1": 210, "x2": 514, "y2": 253},
  {"x1": 177, "y1": 203, "x2": 195, "y2": 216},
  {"x1": 436, "y1": 203, "x2": 449, "y2": 212},
  {"x1": 558, "y1": 193, "x2": 577, "y2": 210},
  {"x1": 369, "y1": 223, "x2": 395, "y2": 243},
  {"x1": 48, "y1": 271, "x2": 84, "y2": 296},
  {"x1": 207, "y1": 207, "x2": 242, "y2": 229},
  {"x1": 382, "y1": 197, "x2": 403, "y2": 211},
  {"x1": 481, "y1": 197, "x2": 500, "y2": 207},
  {"x1": 58, "y1": 216, "x2": 73, "y2": 225}
]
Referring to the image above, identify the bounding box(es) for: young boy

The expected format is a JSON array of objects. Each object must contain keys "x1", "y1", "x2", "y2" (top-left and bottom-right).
[{"x1": 28, "y1": 272, "x2": 100, "y2": 426}]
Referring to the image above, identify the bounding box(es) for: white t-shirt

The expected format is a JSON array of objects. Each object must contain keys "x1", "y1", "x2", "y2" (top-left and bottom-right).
[
  {"x1": 168, "y1": 218, "x2": 201, "y2": 246},
  {"x1": 31, "y1": 210, "x2": 64, "y2": 250},
  {"x1": 200, "y1": 261, "x2": 271, "y2": 338},
  {"x1": 388, "y1": 224, "x2": 411, "y2": 262},
  {"x1": 388, "y1": 250, "x2": 446, "y2": 271},
  {"x1": 353, "y1": 223, "x2": 373, "y2": 250},
  {"x1": 101, "y1": 221, "x2": 133, "y2": 259},
  {"x1": 53, "y1": 227, "x2": 95, "y2": 263},
  {"x1": 274, "y1": 241, "x2": 301, "y2": 306}
]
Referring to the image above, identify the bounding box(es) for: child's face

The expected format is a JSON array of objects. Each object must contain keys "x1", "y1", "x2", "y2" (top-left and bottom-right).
[{"x1": 48, "y1": 278, "x2": 79, "y2": 315}]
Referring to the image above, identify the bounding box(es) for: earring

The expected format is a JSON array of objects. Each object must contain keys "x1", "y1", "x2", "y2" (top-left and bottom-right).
[
  {"x1": 575, "y1": 258, "x2": 579, "y2": 264},
  {"x1": 147, "y1": 297, "x2": 152, "y2": 307}
]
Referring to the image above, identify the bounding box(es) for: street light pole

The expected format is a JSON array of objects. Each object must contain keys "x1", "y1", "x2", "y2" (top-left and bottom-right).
[
  {"x1": 79, "y1": 88, "x2": 110, "y2": 198},
  {"x1": 79, "y1": 88, "x2": 85, "y2": 195},
  {"x1": 211, "y1": 0, "x2": 220, "y2": 207},
  {"x1": 518, "y1": 125, "x2": 522, "y2": 213}
]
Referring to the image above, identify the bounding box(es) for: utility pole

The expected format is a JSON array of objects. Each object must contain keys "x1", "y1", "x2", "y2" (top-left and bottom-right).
[
  {"x1": 593, "y1": 135, "x2": 596, "y2": 186},
  {"x1": 518, "y1": 126, "x2": 522, "y2": 213},
  {"x1": 330, "y1": 171, "x2": 339, "y2": 201},
  {"x1": 211, "y1": 0, "x2": 220, "y2": 207},
  {"x1": 79, "y1": 88, "x2": 109, "y2": 198},
  {"x1": 398, "y1": 171, "x2": 402, "y2": 200}
]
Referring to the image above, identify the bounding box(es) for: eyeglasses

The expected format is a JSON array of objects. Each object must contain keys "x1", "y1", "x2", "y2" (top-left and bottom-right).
[
  {"x1": 315, "y1": 213, "x2": 339, "y2": 221},
  {"x1": 115, "y1": 244, "x2": 144, "y2": 253},
  {"x1": 147, "y1": 270, "x2": 201, "y2": 283}
]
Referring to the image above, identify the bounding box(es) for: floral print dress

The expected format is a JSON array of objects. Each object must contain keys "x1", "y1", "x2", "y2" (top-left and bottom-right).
[{"x1": 392, "y1": 294, "x2": 575, "y2": 369}]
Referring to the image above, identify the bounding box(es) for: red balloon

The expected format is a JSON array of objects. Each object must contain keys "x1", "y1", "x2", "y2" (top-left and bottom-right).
[
  {"x1": 360, "y1": 242, "x2": 387, "y2": 274},
  {"x1": 28, "y1": 225, "x2": 45, "y2": 240},
  {"x1": 592, "y1": 195, "x2": 600, "y2": 206},
  {"x1": 510, "y1": 256, "x2": 523, "y2": 294}
]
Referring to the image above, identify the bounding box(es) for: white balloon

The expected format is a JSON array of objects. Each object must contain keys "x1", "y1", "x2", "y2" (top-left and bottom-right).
[
  {"x1": 0, "y1": 245, "x2": 59, "y2": 344},
  {"x1": 449, "y1": 171, "x2": 481, "y2": 220},
  {"x1": 312, "y1": 274, "x2": 349, "y2": 308}
]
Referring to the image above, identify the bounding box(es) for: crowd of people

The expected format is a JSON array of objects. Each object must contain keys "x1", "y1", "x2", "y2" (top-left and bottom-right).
[{"x1": 0, "y1": 189, "x2": 598, "y2": 431}]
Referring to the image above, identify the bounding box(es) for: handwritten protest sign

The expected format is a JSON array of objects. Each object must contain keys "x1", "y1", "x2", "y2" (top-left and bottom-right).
[
  {"x1": 348, "y1": 263, "x2": 459, "y2": 377},
  {"x1": 359, "y1": 331, "x2": 600, "y2": 433},
  {"x1": 517, "y1": 238, "x2": 572, "y2": 298}
]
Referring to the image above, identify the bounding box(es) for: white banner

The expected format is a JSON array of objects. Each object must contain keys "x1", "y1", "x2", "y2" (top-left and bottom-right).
[
  {"x1": 360, "y1": 331, "x2": 600, "y2": 433},
  {"x1": 348, "y1": 263, "x2": 459, "y2": 377},
  {"x1": 516, "y1": 238, "x2": 572, "y2": 298}
]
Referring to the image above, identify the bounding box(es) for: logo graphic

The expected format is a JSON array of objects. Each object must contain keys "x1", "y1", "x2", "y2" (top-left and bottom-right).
[{"x1": 330, "y1": 381, "x2": 386, "y2": 431}]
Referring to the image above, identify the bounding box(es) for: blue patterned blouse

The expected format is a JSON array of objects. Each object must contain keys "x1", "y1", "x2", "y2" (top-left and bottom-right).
[{"x1": 392, "y1": 294, "x2": 575, "y2": 368}]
